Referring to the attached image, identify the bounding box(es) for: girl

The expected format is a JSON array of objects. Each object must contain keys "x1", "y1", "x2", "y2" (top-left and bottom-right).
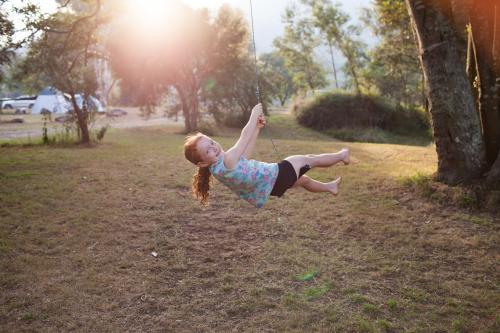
[{"x1": 184, "y1": 103, "x2": 349, "y2": 208}]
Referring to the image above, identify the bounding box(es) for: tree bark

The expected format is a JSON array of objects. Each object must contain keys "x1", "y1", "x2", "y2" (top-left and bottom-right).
[
  {"x1": 175, "y1": 85, "x2": 193, "y2": 133},
  {"x1": 487, "y1": 149, "x2": 500, "y2": 184},
  {"x1": 494, "y1": 4, "x2": 500, "y2": 174},
  {"x1": 470, "y1": 0, "x2": 500, "y2": 165},
  {"x1": 70, "y1": 93, "x2": 90, "y2": 144},
  {"x1": 327, "y1": 39, "x2": 339, "y2": 89},
  {"x1": 406, "y1": 0, "x2": 486, "y2": 184}
]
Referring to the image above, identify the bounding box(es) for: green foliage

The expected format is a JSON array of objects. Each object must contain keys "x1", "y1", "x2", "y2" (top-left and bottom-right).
[
  {"x1": 260, "y1": 52, "x2": 296, "y2": 106},
  {"x1": 451, "y1": 316, "x2": 467, "y2": 333},
  {"x1": 0, "y1": 8, "x2": 15, "y2": 82},
  {"x1": 400, "y1": 172, "x2": 434, "y2": 197},
  {"x1": 301, "y1": 0, "x2": 367, "y2": 94},
  {"x1": 294, "y1": 269, "x2": 319, "y2": 281},
  {"x1": 387, "y1": 298, "x2": 398, "y2": 311},
  {"x1": 356, "y1": 316, "x2": 376, "y2": 333},
  {"x1": 15, "y1": 3, "x2": 103, "y2": 144},
  {"x1": 304, "y1": 282, "x2": 331, "y2": 300},
  {"x1": 361, "y1": 0, "x2": 422, "y2": 107},
  {"x1": 296, "y1": 92, "x2": 431, "y2": 143},
  {"x1": 197, "y1": 119, "x2": 216, "y2": 137},
  {"x1": 274, "y1": 5, "x2": 327, "y2": 95},
  {"x1": 349, "y1": 293, "x2": 369, "y2": 304},
  {"x1": 109, "y1": 4, "x2": 253, "y2": 132},
  {"x1": 203, "y1": 56, "x2": 271, "y2": 128},
  {"x1": 199, "y1": 5, "x2": 267, "y2": 129},
  {"x1": 362, "y1": 303, "x2": 379, "y2": 314},
  {"x1": 377, "y1": 319, "x2": 392, "y2": 332}
]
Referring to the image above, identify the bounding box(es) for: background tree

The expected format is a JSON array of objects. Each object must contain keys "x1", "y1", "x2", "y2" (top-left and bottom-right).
[
  {"x1": 259, "y1": 52, "x2": 296, "y2": 106},
  {"x1": 361, "y1": 0, "x2": 422, "y2": 107},
  {"x1": 0, "y1": 3, "x2": 15, "y2": 83},
  {"x1": 109, "y1": 3, "x2": 250, "y2": 132},
  {"x1": 17, "y1": 1, "x2": 104, "y2": 144},
  {"x1": 274, "y1": 5, "x2": 327, "y2": 95},
  {"x1": 301, "y1": 0, "x2": 367, "y2": 94},
  {"x1": 2, "y1": 56, "x2": 45, "y2": 96},
  {"x1": 405, "y1": 0, "x2": 500, "y2": 185},
  {"x1": 203, "y1": 55, "x2": 272, "y2": 127},
  {"x1": 201, "y1": 5, "x2": 272, "y2": 127}
]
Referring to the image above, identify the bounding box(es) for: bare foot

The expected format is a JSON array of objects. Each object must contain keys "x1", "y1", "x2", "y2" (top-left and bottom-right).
[
  {"x1": 328, "y1": 176, "x2": 342, "y2": 196},
  {"x1": 341, "y1": 148, "x2": 350, "y2": 165}
]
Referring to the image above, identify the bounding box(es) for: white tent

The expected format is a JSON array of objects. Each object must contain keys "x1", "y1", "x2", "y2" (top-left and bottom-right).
[
  {"x1": 75, "y1": 94, "x2": 105, "y2": 113},
  {"x1": 31, "y1": 87, "x2": 70, "y2": 115}
]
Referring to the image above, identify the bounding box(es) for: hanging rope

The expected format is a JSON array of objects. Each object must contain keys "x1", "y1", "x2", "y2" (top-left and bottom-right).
[
  {"x1": 249, "y1": 0, "x2": 261, "y2": 103},
  {"x1": 249, "y1": 0, "x2": 282, "y2": 161}
]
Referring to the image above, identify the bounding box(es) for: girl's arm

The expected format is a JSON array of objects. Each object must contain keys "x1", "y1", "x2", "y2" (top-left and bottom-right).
[
  {"x1": 224, "y1": 104, "x2": 263, "y2": 169},
  {"x1": 242, "y1": 127, "x2": 260, "y2": 159},
  {"x1": 242, "y1": 114, "x2": 265, "y2": 159}
]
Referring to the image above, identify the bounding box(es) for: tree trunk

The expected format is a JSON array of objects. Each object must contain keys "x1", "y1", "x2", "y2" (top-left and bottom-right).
[
  {"x1": 470, "y1": 0, "x2": 500, "y2": 165},
  {"x1": 406, "y1": 0, "x2": 486, "y2": 184},
  {"x1": 346, "y1": 48, "x2": 361, "y2": 95},
  {"x1": 494, "y1": 4, "x2": 500, "y2": 175},
  {"x1": 487, "y1": 149, "x2": 500, "y2": 183},
  {"x1": 327, "y1": 39, "x2": 339, "y2": 89},
  {"x1": 70, "y1": 94, "x2": 90, "y2": 144},
  {"x1": 175, "y1": 85, "x2": 193, "y2": 133},
  {"x1": 190, "y1": 91, "x2": 199, "y2": 131}
]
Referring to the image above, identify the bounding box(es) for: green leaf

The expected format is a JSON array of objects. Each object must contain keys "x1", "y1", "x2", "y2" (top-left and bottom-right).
[{"x1": 294, "y1": 269, "x2": 320, "y2": 281}]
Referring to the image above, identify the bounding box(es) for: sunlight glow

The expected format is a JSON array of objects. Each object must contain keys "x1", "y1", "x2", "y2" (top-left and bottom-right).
[
  {"x1": 127, "y1": 0, "x2": 173, "y2": 31},
  {"x1": 123, "y1": 0, "x2": 178, "y2": 39}
]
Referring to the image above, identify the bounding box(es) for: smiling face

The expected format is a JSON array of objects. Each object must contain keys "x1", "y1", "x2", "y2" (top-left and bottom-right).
[{"x1": 196, "y1": 135, "x2": 223, "y2": 167}]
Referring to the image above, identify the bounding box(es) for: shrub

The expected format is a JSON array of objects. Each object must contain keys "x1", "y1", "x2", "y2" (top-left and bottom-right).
[
  {"x1": 296, "y1": 92, "x2": 431, "y2": 142},
  {"x1": 198, "y1": 119, "x2": 216, "y2": 136}
]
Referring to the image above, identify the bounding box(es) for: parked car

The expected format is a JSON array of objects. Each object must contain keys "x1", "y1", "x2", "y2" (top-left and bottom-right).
[
  {"x1": 2, "y1": 95, "x2": 38, "y2": 112},
  {"x1": 0, "y1": 98, "x2": 9, "y2": 110}
]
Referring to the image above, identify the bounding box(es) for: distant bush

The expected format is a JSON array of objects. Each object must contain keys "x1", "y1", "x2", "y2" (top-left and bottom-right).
[{"x1": 295, "y1": 93, "x2": 431, "y2": 143}]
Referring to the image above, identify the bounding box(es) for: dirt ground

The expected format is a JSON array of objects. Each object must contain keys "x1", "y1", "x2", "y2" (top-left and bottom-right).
[
  {"x1": 0, "y1": 119, "x2": 499, "y2": 332},
  {"x1": 0, "y1": 107, "x2": 182, "y2": 140}
]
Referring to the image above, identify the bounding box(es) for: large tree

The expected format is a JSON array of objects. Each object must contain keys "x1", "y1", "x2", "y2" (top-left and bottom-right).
[
  {"x1": 274, "y1": 5, "x2": 327, "y2": 95},
  {"x1": 361, "y1": 0, "x2": 423, "y2": 107},
  {"x1": 15, "y1": 1, "x2": 104, "y2": 144},
  {"x1": 109, "y1": 3, "x2": 250, "y2": 133},
  {"x1": 405, "y1": 0, "x2": 500, "y2": 185},
  {"x1": 0, "y1": 4, "x2": 15, "y2": 82},
  {"x1": 259, "y1": 52, "x2": 296, "y2": 106},
  {"x1": 301, "y1": 0, "x2": 367, "y2": 95}
]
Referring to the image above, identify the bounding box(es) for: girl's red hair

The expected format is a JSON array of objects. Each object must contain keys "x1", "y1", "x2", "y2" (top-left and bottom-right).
[{"x1": 184, "y1": 133, "x2": 211, "y2": 205}]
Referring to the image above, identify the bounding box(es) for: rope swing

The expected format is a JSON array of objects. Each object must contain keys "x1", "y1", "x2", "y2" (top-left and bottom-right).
[{"x1": 248, "y1": 0, "x2": 282, "y2": 160}]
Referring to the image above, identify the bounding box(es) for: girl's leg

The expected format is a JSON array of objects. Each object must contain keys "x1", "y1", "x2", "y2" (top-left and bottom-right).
[
  {"x1": 293, "y1": 175, "x2": 342, "y2": 195},
  {"x1": 285, "y1": 148, "x2": 349, "y2": 178}
]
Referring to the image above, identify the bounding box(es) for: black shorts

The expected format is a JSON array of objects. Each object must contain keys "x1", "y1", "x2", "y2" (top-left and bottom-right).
[{"x1": 270, "y1": 160, "x2": 311, "y2": 197}]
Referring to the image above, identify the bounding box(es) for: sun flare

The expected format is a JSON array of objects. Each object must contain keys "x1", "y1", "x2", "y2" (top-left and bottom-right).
[{"x1": 123, "y1": 0, "x2": 177, "y2": 35}]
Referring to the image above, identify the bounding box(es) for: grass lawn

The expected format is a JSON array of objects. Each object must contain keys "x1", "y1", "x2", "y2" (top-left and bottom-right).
[{"x1": 0, "y1": 115, "x2": 498, "y2": 332}]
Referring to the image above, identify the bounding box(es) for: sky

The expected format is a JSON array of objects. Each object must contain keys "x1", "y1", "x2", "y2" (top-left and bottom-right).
[
  {"x1": 6, "y1": 0, "x2": 376, "y2": 85},
  {"x1": 183, "y1": 0, "x2": 374, "y2": 53},
  {"x1": 8, "y1": 0, "x2": 374, "y2": 53},
  {"x1": 183, "y1": 0, "x2": 375, "y2": 85}
]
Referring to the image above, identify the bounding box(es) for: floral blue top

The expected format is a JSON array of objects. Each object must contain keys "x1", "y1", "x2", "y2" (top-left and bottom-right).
[{"x1": 209, "y1": 155, "x2": 279, "y2": 208}]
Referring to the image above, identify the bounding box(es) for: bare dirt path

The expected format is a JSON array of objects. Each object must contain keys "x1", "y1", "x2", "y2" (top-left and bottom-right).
[{"x1": 0, "y1": 107, "x2": 183, "y2": 140}]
